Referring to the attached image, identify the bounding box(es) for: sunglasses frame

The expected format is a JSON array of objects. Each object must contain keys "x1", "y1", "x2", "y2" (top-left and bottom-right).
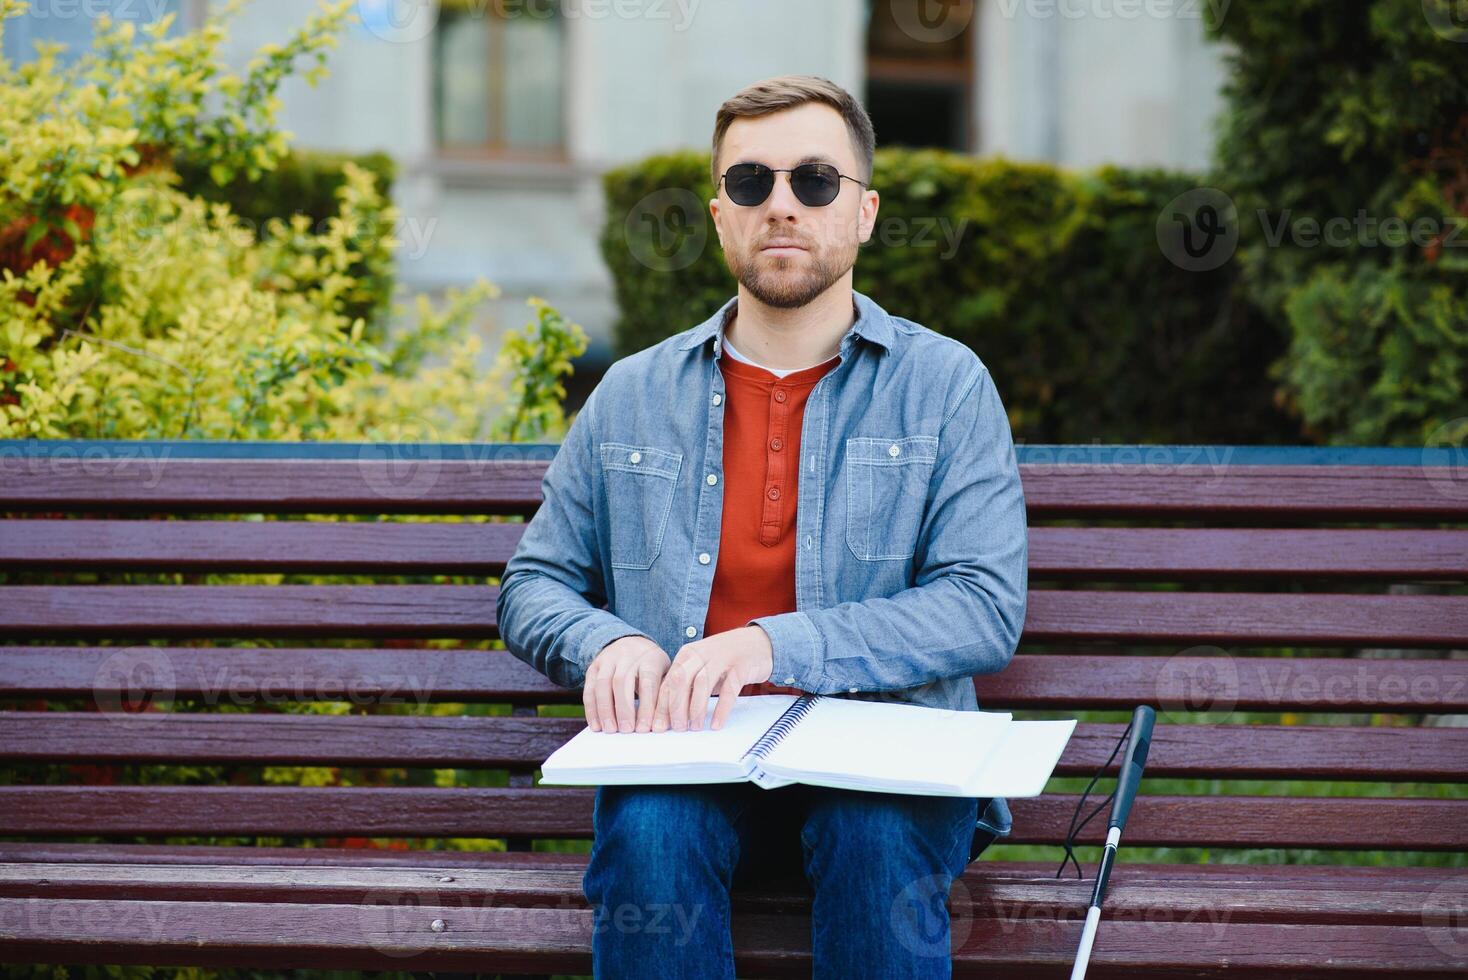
[{"x1": 718, "y1": 162, "x2": 869, "y2": 208}]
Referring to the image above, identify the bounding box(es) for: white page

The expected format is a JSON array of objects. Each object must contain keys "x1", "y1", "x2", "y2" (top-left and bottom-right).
[
  {"x1": 959, "y1": 719, "x2": 1077, "y2": 797},
  {"x1": 539, "y1": 694, "x2": 800, "y2": 785},
  {"x1": 757, "y1": 698, "x2": 1012, "y2": 795}
]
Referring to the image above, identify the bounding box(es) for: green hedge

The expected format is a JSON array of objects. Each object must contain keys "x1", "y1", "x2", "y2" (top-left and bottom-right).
[
  {"x1": 174, "y1": 147, "x2": 397, "y2": 227},
  {"x1": 1212, "y1": 0, "x2": 1468, "y2": 446},
  {"x1": 602, "y1": 148, "x2": 1298, "y2": 445}
]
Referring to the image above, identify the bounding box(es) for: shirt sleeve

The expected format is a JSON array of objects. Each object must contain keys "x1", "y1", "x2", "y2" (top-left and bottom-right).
[
  {"x1": 748, "y1": 362, "x2": 1028, "y2": 693},
  {"x1": 495, "y1": 385, "x2": 653, "y2": 689}
]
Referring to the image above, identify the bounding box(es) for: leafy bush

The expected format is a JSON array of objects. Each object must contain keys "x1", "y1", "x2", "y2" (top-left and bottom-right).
[
  {"x1": 0, "y1": 0, "x2": 585, "y2": 443},
  {"x1": 602, "y1": 148, "x2": 1296, "y2": 445},
  {"x1": 1212, "y1": 0, "x2": 1468, "y2": 445},
  {"x1": 174, "y1": 147, "x2": 399, "y2": 328}
]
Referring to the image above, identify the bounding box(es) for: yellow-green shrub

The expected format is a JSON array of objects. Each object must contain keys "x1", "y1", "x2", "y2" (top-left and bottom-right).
[{"x1": 0, "y1": 0, "x2": 585, "y2": 443}]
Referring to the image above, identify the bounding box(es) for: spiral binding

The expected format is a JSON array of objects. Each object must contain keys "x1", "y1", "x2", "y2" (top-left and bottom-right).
[{"x1": 741, "y1": 694, "x2": 823, "y2": 762}]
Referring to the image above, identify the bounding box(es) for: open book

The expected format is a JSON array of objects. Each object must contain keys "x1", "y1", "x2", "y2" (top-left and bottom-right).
[{"x1": 539, "y1": 694, "x2": 1076, "y2": 797}]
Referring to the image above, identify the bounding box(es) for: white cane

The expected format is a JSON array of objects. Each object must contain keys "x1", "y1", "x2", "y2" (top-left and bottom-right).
[{"x1": 1069, "y1": 704, "x2": 1155, "y2": 980}]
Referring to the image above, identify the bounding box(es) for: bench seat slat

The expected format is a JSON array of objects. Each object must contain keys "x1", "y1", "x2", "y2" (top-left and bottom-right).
[
  {"x1": 3, "y1": 843, "x2": 1460, "y2": 894},
  {"x1": 3, "y1": 712, "x2": 1464, "y2": 782},
  {"x1": 0, "y1": 896, "x2": 1460, "y2": 976},
  {"x1": 6, "y1": 520, "x2": 1466, "y2": 580},
  {"x1": 7, "y1": 648, "x2": 1466, "y2": 713},
  {"x1": 2, "y1": 860, "x2": 1463, "y2": 929},
  {"x1": 0, "y1": 787, "x2": 1462, "y2": 850},
  {"x1": 3, "y1": 586, "x2": 1465, "y2": 647}
]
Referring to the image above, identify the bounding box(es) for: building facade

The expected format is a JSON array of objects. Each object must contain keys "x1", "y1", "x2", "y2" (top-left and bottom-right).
[{"x1": 7, "y1": 0, "x2": 1228, "y2": 370}]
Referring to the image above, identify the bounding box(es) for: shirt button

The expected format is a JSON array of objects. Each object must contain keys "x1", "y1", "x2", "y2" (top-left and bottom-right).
[
  {"x1": 766, "y1": 487, "x2": 780, "y2": 500},
  {"x1": 712, "y1": 392, "x2": 722, "y2": 405},
  {"x1": 773, "y1": 390, "x2": 787, "y2": 403},
  {"x1": 849, "y1": 686, "x2": 859, "y2": 693},
  {"x1": 629, "y1": 451, "x2": 642, "y2": 464},
  {"x1": 706, "y1": 473, "x2": 718, "y2": 485},
  {"x1": 698, "y1": 552, "x2": 710, "y2": 564},
  {"x1": 685, "y1": 626, "x2": 697, "y2": 638},
  {"x1": 784, "y1": 676, "x2": 796, "y2": 685},
  {"x1": 770, "y1": 437, "x2": 783, "y2": 451},
  {"x1": 888, "y1": 444, "x2": 900, "y2": 457}
]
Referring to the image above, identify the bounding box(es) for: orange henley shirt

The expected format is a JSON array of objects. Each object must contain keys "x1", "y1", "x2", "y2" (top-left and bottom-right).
[{"x1": 701, "y1": 337, "x2": 842, "y2": 697}]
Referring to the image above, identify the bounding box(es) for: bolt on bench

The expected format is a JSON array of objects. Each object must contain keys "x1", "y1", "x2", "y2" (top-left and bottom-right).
[{"x1": 0, "y1": 440, "x2": 1465, "y2": 977}]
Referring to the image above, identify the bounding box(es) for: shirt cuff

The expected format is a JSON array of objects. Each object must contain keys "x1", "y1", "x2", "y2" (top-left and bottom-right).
[
  {"x1": 573, "y1": 615, "x2": 653, "y2": 675},
  {"x1": 747, "y1": 612, "x2": 825, "y2": 692}
]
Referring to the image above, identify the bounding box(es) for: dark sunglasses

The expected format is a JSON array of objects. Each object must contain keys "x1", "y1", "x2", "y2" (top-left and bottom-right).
[{"x1": 718, "y1": 162, "x2": 867, "y2": 208}]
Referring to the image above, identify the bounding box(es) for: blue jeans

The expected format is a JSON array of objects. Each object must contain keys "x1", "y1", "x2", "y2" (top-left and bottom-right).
[{"x1": 581, "y1": 781, "x2": 984, "y2": 979}]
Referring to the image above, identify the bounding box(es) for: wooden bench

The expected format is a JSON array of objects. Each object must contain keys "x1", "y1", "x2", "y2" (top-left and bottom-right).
[{"x1": 1, "y1": 439, "x2": 1465, "y2": 978}]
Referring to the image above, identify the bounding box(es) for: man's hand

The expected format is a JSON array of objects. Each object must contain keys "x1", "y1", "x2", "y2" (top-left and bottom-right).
[
  {"x1": 653, "y1": 625, "x2": 774, "y2": 733},
  {"x1": 583, "y1": 635, "x2": 671, "y2": 733}
]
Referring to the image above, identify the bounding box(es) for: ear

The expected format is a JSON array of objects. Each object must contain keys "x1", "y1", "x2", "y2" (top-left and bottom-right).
[
  {"x1": 709, "y1": 195, "x2": 724, "y2": 249},
  {"x1": 856, "y1": 187, "x2": 880, "y2": 244}
]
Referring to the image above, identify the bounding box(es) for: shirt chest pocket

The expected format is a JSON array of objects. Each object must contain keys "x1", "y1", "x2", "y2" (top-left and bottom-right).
[
  {"x1": 845, "y1": 435, "x2": 939, "y2": 562},
  {"x1": 600, "y1": 442, "x2": 683, "y2": 570}
]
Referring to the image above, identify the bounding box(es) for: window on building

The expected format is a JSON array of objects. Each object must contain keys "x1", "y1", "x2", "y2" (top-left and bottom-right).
[
  {"x1": 865, "y1": 0, "x2": 975, "y2": 152},
  {"x1": 434, "y1": 2, "x2": 565, "y2": 157}
]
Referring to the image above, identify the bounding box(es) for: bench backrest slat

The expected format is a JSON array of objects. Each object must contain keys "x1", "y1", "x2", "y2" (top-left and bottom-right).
[
  {"x1": 0, "y1": 786, "x2": 1462, "y2": 851},
  {"x1": 4, "y1": 712, "x2": 1464, "y2": 782},
  {"x1": 6, "y1": 520, "x2": 1466, "y2": 579},
  {"x1": 2, "y1": 585, "x2": 1464, "y2": 646},
  {"x1": 3, "y1": 456, "x2": 1464, "y2": 518},
  {"x1": 5, "y1": 648, "x2": 1466, "y2": 713}
]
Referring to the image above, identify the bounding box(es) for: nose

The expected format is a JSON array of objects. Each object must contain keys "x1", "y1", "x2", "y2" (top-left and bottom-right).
[{"x1": 763, "y1": 170, "x2": 804, "y2": 220}]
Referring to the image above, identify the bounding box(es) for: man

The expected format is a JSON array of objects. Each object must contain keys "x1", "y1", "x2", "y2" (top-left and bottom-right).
[{"x1": 496, "y1": 74, "x2": 1028, "y2": 979}]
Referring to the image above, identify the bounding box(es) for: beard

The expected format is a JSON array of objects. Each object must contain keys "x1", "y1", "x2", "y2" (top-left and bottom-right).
[{"x1": 724, "y1": 234, "x2": 856, "y2": 310}]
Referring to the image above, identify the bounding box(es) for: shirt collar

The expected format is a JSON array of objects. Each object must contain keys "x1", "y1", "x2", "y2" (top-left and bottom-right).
[{"x1": 675, "y1": 289, "x2": 895, "y2": 355}]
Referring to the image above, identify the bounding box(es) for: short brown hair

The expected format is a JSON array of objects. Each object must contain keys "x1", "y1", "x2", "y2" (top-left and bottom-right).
[{"x1": 711, "y1": 74, "x2": 876, "y2": 189}]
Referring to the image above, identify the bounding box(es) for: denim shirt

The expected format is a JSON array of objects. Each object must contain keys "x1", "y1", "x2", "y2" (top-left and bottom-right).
[{"x1": 497, "y1": 289, "x2": 1028, "y2": 841}]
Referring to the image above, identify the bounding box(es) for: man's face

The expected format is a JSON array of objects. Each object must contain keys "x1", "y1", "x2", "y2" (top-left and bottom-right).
[{"x1": 710, "y1": 102, "x2": 880, "y2": 310}]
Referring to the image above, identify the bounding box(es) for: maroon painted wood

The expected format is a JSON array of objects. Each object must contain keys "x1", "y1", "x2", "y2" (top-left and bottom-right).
[
  {"x1": 3, "y1": 585, "x2": 1464, "y2": 647},
  {"x1": 3, "y1": 454, "x2": 1466, "y2": 975},
  {"x1": 0, "y1": 518, "x2": 522, "y2": 573},
  {"x1": 0, "y1": 786, "x2": 1463, "y2": 850},
  {"x1": 7, "y1": 647, "x2": 1467, "y2": 713},
  {"x1": 3, "y1": 712, "x2": 1465, "y2": 782},
  {"x1": 2, "y1": 859, "x2": 1463, "y2": 929},
  {"x1": 973, "y1": 653, "x2": 1468, "y2": 713},
  {"x1": 6, "y1": 520, "x2": 1466, "y2": 580},
  {"x1": 0, "y1": 896, "x2": 1462, "y2": 977},
  {"x1": 4, "y1": 456, "x2": 1465, "y2": 519}
]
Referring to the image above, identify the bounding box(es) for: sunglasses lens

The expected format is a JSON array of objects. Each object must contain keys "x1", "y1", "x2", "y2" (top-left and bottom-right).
[
  {"x1": 791, "y1": 164, "x2": 842, "y2": 207},
  {"x1": 725, "y1": 164, "x2": 773, "y2": 206}
]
